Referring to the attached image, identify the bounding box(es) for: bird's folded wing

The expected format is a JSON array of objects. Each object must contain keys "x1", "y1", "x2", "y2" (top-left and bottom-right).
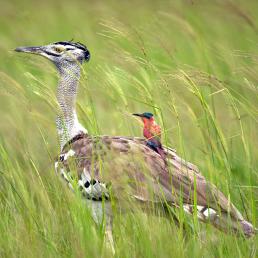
[{"x1": 59, "y1": 133, "x2": 243, "y2": 221}]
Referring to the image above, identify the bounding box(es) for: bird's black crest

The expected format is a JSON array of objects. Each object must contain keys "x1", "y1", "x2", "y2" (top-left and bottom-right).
[{"x1": 55, "y1": 40, "x2": 88, "y2": 51}]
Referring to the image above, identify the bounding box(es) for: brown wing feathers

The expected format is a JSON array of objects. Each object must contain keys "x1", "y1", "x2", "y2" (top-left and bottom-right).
[
  {"x1": 59, "y1": 133, "x2": 242, "y2": 220},
  {"x1": 57, "y1": 133, "x2": 258, "y2": 237}
]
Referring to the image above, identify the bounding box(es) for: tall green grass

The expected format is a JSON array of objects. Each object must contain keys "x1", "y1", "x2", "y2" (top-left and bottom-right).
[{"x1": 0, "y1": 0, "x2": 257, "y2": 257}]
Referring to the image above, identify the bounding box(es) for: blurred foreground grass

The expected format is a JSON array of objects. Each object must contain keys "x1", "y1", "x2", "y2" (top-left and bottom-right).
[{"x1": 0, "y1": 0, "x2": 257, "y2": 257}]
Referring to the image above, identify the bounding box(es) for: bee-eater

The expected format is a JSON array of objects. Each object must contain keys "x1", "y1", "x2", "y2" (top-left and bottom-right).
[{"x1": 133, "y1": 112, "x2": 166, "y2": 159}]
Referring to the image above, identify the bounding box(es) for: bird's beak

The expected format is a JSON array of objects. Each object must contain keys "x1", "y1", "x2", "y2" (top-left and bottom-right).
[
  {"x1": 132, "y1": 113, "x2": 143, "y2": 117},
  {"x1": 15, "y1": 46, "x2": 43, "y2": 55}
]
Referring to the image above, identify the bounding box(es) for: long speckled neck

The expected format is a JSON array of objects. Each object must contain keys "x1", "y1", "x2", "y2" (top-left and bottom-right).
[{"x1": 56, "y1": 61, "x2": 87, "y2": 149}]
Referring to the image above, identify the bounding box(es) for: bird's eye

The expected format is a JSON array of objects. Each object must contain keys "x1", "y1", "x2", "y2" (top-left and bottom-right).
[{"x1": 54, "y1": 47, "x2": 63, "y2": 53}]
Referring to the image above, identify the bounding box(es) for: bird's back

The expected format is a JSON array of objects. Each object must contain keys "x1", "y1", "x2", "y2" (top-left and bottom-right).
[{"x1": 58, "y1": 133, "x2": 242, "y2": 221}]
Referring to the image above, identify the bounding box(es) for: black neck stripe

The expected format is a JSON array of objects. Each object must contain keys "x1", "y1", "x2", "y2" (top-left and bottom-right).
[{"x1": 62, "y1": 132, "x2": 87, "y2": 151}]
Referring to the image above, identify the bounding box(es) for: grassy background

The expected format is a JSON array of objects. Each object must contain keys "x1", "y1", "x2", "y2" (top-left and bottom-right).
[{"x1": 0, "y1": 0, "x2": 257, "y2": 257}]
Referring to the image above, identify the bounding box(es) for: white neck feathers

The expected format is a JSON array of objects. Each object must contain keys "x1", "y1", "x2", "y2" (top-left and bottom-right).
[{"x1": 56, "y1": 62, "x2": 87, "y2": 149}]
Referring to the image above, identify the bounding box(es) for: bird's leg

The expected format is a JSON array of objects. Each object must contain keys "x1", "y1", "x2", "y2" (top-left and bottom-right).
[
  {"x1": 105, "y1": 217, "x2": 115, "y2": 255},
  {"x1": 84, "y1": 199, "x2": 115, "y2": 254}
]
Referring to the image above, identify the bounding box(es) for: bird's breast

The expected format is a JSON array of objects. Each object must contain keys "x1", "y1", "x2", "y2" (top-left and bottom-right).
[{"x1": 143, "y1": 127, "x2": 152, "y2": 139}]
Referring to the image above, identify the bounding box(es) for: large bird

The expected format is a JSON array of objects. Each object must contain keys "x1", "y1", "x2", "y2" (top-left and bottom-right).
[{"x1": 15, "y1": 41, "x2": 256, "y2": 238}]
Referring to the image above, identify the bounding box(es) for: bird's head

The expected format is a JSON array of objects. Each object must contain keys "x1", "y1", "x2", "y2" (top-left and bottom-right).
[
  {"x1": 15, "y1": 41, "x2": 90, "y2": 66},
  {"x1": 133, "y1": 112, "x2": 154, "y2": 124}
]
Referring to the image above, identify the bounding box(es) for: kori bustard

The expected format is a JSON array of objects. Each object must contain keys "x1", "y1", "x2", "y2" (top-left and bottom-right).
[{"x1": 15, "y1": 41, "x2": 256, "y2": 238}]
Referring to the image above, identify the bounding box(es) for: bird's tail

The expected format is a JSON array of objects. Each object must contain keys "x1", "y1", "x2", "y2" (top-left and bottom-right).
[
  {"x1": 182, "y1": 204, "x2": 257, "y2": 238},
  {"x1": 163, "y1": 146, "x2": 257, "y2": 238}
]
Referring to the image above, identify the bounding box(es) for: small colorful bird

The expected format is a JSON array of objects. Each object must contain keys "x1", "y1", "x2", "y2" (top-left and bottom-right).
[{"x1": 133, "y1": 112, "x2": 165, "y2": 159}]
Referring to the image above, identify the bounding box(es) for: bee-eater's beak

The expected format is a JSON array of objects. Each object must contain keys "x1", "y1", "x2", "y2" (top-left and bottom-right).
[
  {"x1": 133, "y1": 113, "x2": 143, "y2": 117},
  {"x1": 15, "y1": 46, "x2": 43, "y2": 55}
]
